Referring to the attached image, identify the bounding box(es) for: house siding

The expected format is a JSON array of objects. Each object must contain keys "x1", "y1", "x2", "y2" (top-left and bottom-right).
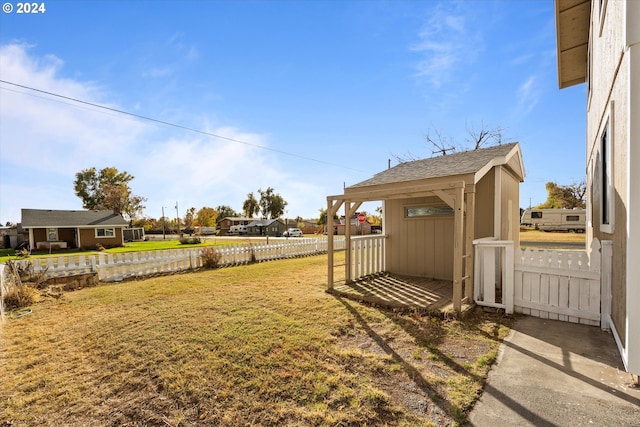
[
  {"x1": 79, "y1": 228, "x2": 124, "y2": 249},
  {"x1": 32, "y1": 228, "x2": 47, "y2": 246},
  {"x1": 586, "y1": 0, "x2": 629, "y2": 347}
]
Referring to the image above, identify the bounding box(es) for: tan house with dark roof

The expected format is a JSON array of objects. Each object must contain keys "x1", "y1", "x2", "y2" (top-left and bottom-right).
[
  {"x1": 327, "y1": 142, "x2": 525, "y2": 312},
  {"x1": 21, "y1": 209, "x2": 128, "y2": 250},
  {"x1": 555, "y1": 0, "x2": 640, "y2": 376}
]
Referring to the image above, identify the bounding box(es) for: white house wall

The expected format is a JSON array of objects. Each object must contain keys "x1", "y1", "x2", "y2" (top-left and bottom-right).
[
  {"x1": 586, "y1": 0, "x2": 639, "y2": 374},
  {"x1": 625, "y1": 0, "x2": 640, "y2": 375}
]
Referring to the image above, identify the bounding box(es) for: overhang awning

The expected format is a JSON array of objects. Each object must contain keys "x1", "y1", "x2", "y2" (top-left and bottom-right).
[{"x1": 555, "y1": 0, "x2": 591, "y2": 89}]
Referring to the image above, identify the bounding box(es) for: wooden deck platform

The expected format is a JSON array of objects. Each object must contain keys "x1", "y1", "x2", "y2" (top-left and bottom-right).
[{"x1": 331, "y1": 273, "x2": 470, "y2": 314}]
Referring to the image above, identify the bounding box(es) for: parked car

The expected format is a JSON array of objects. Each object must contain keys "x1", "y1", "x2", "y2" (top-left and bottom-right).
[{"x1": 283, "y1": 228, "x2": 303, "y2": 237}]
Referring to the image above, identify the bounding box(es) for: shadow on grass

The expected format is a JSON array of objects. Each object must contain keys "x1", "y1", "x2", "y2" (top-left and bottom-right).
[{"x1": 332, "y1": 294, "x2": 461, "y2": 420}]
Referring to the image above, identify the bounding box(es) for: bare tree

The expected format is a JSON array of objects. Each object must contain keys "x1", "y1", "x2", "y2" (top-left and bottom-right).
[
  {"x1": 426, "y1": 128, "x2": 456, "y2": 156},
  {"x1": 391, "y1": 122, "x2": 512, "y2": 164},
  {"x1": 464, "y1": 120, "x2": 514, "y2": 149}
]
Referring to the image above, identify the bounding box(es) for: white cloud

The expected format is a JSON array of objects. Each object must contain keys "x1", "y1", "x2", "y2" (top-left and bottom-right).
[
  {"x1": 515, "y1": 75, "x2": 540, "y2": 117},
  {"x1": 0, "y1": 43, "x2": 331, "y2": 223},
  {"x1": 410, "y1": 2, "x2": 481, "y2": 88}
]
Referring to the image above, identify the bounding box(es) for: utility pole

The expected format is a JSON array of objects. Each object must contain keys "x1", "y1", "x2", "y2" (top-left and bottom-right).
[
  {"x1": 175, "y1": 202, "x2": 180, "y2": 236},
  {"x1": 162, "y1": 206, "x2": 166, "y2": 240}
]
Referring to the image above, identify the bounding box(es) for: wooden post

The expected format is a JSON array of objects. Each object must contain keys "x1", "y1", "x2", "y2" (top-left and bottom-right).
[
  {"x1": 465, "y1": 191, "x2": 476, "y2": 301},
  {"x1": 327, "y1": 198, "x2": 344, "y2": 290},
  {"x1": 344, "y1": 201, "x2": 362, "y2": 283},
  {"x1": 453, "y1": 184, "x2": 465, "y2": 312}
]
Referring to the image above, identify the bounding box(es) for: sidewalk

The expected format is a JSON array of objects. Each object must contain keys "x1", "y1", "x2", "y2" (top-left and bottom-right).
[{"x1": 467, "y1": 316, "x2": 640, "y2": 427}]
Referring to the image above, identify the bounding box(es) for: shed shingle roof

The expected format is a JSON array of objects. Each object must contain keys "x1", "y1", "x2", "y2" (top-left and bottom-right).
[
  {"x1": 348, "y1": 143, "x2": 521, "y2": 188},
  {"x1": 21, "y1": 209, "x2": 129, "y2": 228}
]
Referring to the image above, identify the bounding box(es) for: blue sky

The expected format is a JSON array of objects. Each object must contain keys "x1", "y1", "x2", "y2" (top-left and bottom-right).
[{"x1": 0, "y1": 0, "x2": 587, "y2": 224}]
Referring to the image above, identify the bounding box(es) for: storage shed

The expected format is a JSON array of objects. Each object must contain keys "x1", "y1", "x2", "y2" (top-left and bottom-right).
[{"x1": 327, "y1": 142, "x2": 525, "y2": 311}]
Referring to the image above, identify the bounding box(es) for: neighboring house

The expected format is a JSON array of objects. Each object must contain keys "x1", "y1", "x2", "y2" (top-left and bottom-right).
[
  {"x1": 247, "y1": 219, "x2": 286, "y2": 237},
  {"x1": 21, "y1": 209, "x2": 128, "y2": 250},
  {"x1": 218, "y1": 217, "x2": 253, "y2": 236},
  {"x1": 1, "y1": 224, "x2": 26, "y2": 249},
  {"x1": 336, "y1": 213, "x2": 372, "y2": 235},
  {"x1": 327, "y1": 142, "x2": 525, "y2": 311},
  {"x1": 299, "y1": 219, "x2": 321, "y2": 235},
  {"x1": 555, "y1": 0, "x2": 640, "y2": 376}
]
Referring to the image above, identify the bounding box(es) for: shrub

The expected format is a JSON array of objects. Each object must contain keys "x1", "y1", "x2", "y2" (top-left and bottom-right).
[
  {"x1": 201, "y1": 247, "x2": 221, "y2": 268},
  {"x1": 15, "y1": 248, "x2": 30, "y2": 258},
  {"x1": 180, "y1": 237, "x2": 201, "y2": 245}
]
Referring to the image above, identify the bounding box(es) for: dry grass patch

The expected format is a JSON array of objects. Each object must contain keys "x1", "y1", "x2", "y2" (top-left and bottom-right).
[
  {"x1": 520, "y1": 228, "x2": 585, "y2": 244},
  {"x1": 1, "y1": 253, "x2": 511, "y2": 426}
]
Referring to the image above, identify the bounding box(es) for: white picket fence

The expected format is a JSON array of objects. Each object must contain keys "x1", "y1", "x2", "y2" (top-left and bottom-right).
[
  {"x1": 350, "y1": 235, "x2": 386, "y2": 280},
  {"x1": 8, "y1": 238, "x2": 346, "y2": 283},
  {"x1": 474, "y1": 237, "x2": 612, "y2": 327}
]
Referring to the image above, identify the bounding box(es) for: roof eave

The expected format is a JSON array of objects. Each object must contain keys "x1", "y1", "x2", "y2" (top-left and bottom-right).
[
  {"x1": 473, "y1": 144, "x2": 525, "y2": 184},
  {"x1": 555, "y1": 0, "x2": 591, "y2": 89}
]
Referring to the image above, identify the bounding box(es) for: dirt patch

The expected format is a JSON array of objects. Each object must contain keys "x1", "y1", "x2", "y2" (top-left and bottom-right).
[{"x1": 333, "y1": 307, "x2": 512, "y2": 426}]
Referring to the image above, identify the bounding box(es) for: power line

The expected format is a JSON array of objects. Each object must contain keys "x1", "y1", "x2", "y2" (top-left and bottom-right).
[{"x1": 0, "y1": 79, "x2": 366, "y2": 173}]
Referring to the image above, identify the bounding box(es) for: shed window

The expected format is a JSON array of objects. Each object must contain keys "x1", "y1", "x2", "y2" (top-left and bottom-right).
[
  {"x1": 96, "y1": 228, "x2": 116, "y2": 238},
  {"x1": 566, "y1": 215, "x2": 580, "y2": 222},
  {"x1": 405, "y1": 206, "x2": 453, "y2": 218},
  {"x1": 47, "y1": 228, "x2": 58, "y2": 241},
  {"x1": 531, "y1": 211, "x2": 543, "y2": 219}
]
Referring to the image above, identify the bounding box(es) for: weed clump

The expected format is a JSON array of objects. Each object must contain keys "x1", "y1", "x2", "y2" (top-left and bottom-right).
[
  {"x1": 200, "y1": 247, "x2": 221, "y2": 268},
  {"x1": 2, "y1": 259, "x2": 45, "y2": 310}
]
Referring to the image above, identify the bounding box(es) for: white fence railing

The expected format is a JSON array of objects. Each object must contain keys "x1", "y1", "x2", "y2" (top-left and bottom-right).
[
  {"x1": 8, "y1": 238, "x2": 346, "y2": 283},
  {"x1": 350, "y1": 235, "x2": 386, "y2": 280},
  {"x1": 473, "y1": 238, "x2": 514, "y2": 313},
  {"x1": 474, "y1": 237, "x2": 611, "y2": 327}
]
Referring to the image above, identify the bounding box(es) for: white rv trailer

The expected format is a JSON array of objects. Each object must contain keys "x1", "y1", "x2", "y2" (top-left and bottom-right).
[
  {"x1": 228, "y1": 224, "x2": 248, "y2": 236},
  {"x1": 520, "y1": 208, "x2": 586, "y2": 232}
]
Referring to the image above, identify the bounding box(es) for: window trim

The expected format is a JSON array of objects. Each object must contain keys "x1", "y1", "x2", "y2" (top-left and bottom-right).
[
  {"x1": 599, "y1": 102, "x2": 614, "y2": 234},
  {"x1": 598, "y1": 0, "x2": 608, "y2": 37},
  {"x1": 95, "y1": 227, "x2": 116, "y2": 238},
  {"x1": 47, "y1": 228, "x2": 59, "y2": 241},
  {"x1": 405, "y1": 205, "x2": 454, "y2": 219}
]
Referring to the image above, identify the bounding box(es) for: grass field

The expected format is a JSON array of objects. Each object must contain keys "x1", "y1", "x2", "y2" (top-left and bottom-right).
[
  {"x1": 0, "y1": 252, "x2": 512, "y2": 426},
  {"x1": 519, "y1": 227, "x2": 586, "y2": 246},
  {"x1": 0, "y1": 238, "x2": 243, "y2": 264}
]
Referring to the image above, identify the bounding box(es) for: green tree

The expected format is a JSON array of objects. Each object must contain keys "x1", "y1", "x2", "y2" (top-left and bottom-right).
[
  {"x1": 242, "y1": 192, "x2": 260, "y2": 218},
  {"x1": 196, "y1": 207, "x2": 218, "y2": 227},
  {"x1": 74, "y1": 167, "x2": 146, "y2": 224},
  {"x1": 536, "y1": 181, "x2": 586, "y2": 209},
  {"x1": 258, "y1": 187, "x2": 287, "y2": 219},
  {"x1": 184, "y1": 207, "x2": 197, "y2": 230},
  {"x1": 317, "y1": 208, "x2": 338, "y2": 226}
]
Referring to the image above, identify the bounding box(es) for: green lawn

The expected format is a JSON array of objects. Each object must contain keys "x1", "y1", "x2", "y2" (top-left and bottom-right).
[
  {"x1": 0, "y1": 238, "x2": 239, "y2": 264},
  {"x1": 0, "y1": 253, "x2": 512, "y2": 426}
]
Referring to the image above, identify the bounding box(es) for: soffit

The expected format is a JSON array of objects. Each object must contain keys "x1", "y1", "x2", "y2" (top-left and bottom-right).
[{"x1": 555, "y1": 0, "x2": 591, "y2": 88}]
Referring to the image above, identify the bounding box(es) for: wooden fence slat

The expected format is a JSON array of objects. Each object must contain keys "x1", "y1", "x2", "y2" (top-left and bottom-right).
[{"x1": 475, "y1": 238, "x2": 604, "y2": 326}]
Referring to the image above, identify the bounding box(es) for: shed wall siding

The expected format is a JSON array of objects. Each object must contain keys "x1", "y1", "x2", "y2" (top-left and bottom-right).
[
  {"x1": 501, "y1": 167, "x2": 521, "y2": 245},
  {"x1": 474, "y1": 169, "x2": 495, "y2": 239},
  {"x1": 385, "y1": 197, "x2": 454, "y2": 280}
]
